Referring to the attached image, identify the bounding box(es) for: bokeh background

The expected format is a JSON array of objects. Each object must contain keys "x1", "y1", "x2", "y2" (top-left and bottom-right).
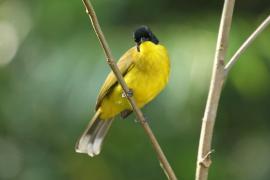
[{"x1": 0, "y1": 0, "x2": 270, "y2": 179}]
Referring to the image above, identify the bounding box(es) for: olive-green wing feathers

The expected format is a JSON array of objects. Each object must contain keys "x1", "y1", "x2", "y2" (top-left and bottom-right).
[{"x1": 95, "y1": 47, "x2": 136, "y2": 110}]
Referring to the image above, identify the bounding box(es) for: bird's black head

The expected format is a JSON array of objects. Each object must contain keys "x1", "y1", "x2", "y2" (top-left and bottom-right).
[{"x1": 133, "y1": 26, "x2": 159, "y2": 51}]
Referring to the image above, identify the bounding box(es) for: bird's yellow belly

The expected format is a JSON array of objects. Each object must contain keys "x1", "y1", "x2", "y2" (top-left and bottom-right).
[
  {"x1": 99, "y1": 41, "x2": 169, "y2": 120},
  {"x1": 99, "y1": 64, "x2": 168, "y2": 120}
]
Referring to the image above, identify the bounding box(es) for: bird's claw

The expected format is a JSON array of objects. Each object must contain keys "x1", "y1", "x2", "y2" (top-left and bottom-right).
[{"x1": 122, "y1": 89, "x2": 133, "y2": 98}]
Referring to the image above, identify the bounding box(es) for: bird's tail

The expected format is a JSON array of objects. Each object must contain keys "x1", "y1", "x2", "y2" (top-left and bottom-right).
[{"x1": 75, "y1": 109, "x2": 113, "y2": 157}]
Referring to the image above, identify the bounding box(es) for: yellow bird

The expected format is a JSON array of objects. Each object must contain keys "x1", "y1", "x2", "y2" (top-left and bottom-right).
[{"x1": 75, "y1": 26, "x2": 170, "y2": 157}]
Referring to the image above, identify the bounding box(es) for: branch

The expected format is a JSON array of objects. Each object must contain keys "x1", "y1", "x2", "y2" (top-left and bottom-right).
[
  {"x1": 195, "y1": 0, "x2": 235, "y2": 180},
  {"x1": 81, "y1": 0, "x2": 177, "y2": 179},
  {"x1": 225, "y1": 15, "x2": 270, "y2": 74}
]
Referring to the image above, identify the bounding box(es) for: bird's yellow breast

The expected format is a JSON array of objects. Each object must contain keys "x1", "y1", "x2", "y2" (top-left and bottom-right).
[{"x1": 99, "y1": 41, "x2": 170, "y2": 119}]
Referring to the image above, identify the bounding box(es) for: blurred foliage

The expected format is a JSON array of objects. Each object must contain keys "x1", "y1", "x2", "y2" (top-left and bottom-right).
[{"x1": 0, "y1": 0, "x2": 270, "y2": 179}]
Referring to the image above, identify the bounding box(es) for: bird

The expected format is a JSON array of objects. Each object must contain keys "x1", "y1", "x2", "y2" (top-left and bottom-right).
[{"x1": 75, "y1": 26, "x2": 170, "y2": 157}]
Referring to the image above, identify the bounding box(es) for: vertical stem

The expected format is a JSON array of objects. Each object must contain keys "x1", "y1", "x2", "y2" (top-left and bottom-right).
[
  {"x1": 81, "y1": 0, "x2": 177, "y2": 179},
  {"x1": 195, "y1": 0, "x2": 235, "y2": 180}
]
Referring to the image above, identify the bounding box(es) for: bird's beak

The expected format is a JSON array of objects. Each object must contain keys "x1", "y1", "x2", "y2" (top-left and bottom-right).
[
  {"x1": 136, "y1": 37, "x2": 148, "y2": 52},
  {"x1": 136, "y1": 42, "x2": 140, "y2": 52}
]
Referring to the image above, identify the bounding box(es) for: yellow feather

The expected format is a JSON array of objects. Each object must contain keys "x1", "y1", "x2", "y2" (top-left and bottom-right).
[
  {"x1": 98, "y1": 41, "x2": 170, "y2": 119},
  {"x1": 95, "y1": 47, "x2": 135, "y2": 110}
]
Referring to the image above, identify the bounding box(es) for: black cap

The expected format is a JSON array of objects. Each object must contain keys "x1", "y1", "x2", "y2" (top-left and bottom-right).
[{"x1": 133, "y1": 26, "x2": 159, "y2": 45}]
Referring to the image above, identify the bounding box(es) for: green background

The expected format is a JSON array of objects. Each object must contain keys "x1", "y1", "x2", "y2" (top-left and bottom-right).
[{"x1": 0, "y1": 0, "x2": 270, "y2": 179}]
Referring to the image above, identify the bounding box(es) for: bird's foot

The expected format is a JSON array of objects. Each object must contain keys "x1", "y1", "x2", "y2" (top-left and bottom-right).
[{"x1": 122, "y1": 89, "x2": 133, "y2": 98}]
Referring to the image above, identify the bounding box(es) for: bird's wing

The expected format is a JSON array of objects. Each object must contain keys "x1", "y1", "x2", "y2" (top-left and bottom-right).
[{"x1": 95, "y1": 47, "x2": 136, "y2": 110}]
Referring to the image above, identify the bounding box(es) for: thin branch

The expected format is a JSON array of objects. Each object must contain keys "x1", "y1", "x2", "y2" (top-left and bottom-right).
[
  {"x1": 195, "y1": 0, "x2": 235, "y2": 180},
  {"x1": 225, "y1": 15, "x2": 270, "y2": 74},
  {"x1": 81, "y1": 0, "x2": 177, "y2": 179}
]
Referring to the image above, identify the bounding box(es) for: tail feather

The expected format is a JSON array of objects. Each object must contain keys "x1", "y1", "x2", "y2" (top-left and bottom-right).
[{"x1": 75, "y1": 109, "x2": 113, "y2": 157}]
